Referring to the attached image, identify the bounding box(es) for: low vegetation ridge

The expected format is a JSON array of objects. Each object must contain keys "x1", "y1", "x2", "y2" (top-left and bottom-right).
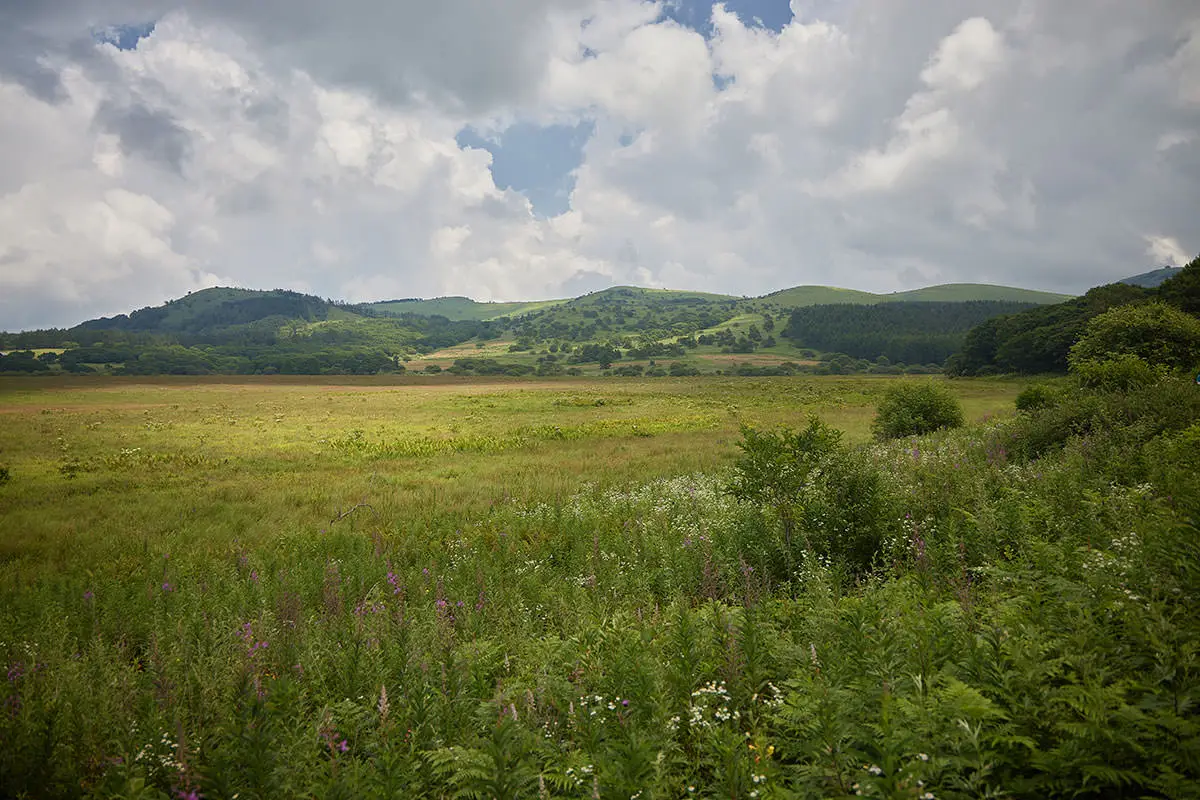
[{"x1": 0, "y1": 268, "x2": 1188, "y2": 378}]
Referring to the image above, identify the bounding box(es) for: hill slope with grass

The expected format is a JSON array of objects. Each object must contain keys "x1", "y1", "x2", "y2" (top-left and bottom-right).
[{"x1": 0, "y1": 278, "x2": 1084, "y2": 376}]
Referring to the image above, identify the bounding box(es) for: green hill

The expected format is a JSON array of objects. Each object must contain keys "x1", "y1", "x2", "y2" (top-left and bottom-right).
[
  {"x1": 1119, "y1": 267, "x2": 1183, "y2": 288},
  {"x1": 368, "y1": 296, "x2": 568, "y2": 321},
  {"x1": 879, "y1": 283, "x2": 1071, "y2": 304},
  {"x1": 0, "y1": 278, "x2": 1086, "y2": 376},
  {"x1": 759, "y1": 285, "x2": 881, "y2": 307}
]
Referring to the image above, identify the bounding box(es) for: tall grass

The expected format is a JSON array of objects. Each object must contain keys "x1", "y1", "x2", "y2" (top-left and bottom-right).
[{"x1": 1, "y1": 375, "x2": 1196, "y2": 798}]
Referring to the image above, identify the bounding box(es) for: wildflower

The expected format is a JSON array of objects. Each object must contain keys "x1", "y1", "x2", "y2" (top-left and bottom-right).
[
  {"x1": 162, "y1": 582, "x2": 174, "y2": 593},
  {"x1": 338, "y1": 739, "x2": 349, "y2": 752},
  {"x1": 918, "y1": 752, "x2": 929, "y2": 762},
  {"x1": 177, "y1": 790, "x2": 200, "y2": 800},
  {"x1": 378, "y1": 685, "x2": 390, "y2": 722},
  {"x1": 249, "y1": 570, "x2": 259, "y2": 583},
  {"x1": 866, "y1": 764, "x2": 883, "y2": 776},
  {"x1": 83, "y1": 590, "x2": 94, "y2": 601}
]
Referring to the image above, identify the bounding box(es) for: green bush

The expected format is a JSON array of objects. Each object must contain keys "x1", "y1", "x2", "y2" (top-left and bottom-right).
[
  {"x1": 872, "y1": 381, "x2": 965, "y2": 439},
  {"x1": 730, "y1": 418, "x2": 896, "y2": 575},
  {"x1": 1070, "y1": 353, "x2": 1166, "y2": 391},
  {"x1": 1015, "y1": 383, "x2": 1060, "y2": 412},
  {"x1": 1068, "y1": 300, "x2": 1200, "y2": 371},
  {"x1": 0, "y1": 465, "x2": 9, "y2": 485}
]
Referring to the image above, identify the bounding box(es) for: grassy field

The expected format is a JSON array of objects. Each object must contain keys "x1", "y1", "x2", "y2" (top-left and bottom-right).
[
  {"x1": 0, "y1": 375, "x2": 1018, "y2": 562},
  {"x1": 1, "y1": 373, "x2": 1196, "y2": 799}
]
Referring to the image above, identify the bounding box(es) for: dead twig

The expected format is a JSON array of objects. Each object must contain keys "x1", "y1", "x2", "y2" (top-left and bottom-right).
[{"x1": 330, "y1": 502, "x2": 380, "y2": 525}]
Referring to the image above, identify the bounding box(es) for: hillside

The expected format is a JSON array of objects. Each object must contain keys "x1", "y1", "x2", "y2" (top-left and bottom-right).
[
  {"x1": 1120, "y1": 267, "x2": 1183, "y2": 288},
  {"x1": 759, "y1": 283, "x2": 1069, "y2": 308},
  {"x1": 879, "y1": 283, "x2": 1072, "y2": 304},
  {"x1": 0, "y1": 278, "x2": 1085, "y2": 376},
  {"x1": 368, "y1": 296, "x2": 568, "y2": 321},
  {"x1": 947, "y1": 256, "x2": 1200, "y2": 375}
]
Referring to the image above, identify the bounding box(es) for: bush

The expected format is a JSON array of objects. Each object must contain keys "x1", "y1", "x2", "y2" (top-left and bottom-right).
[
  {"x1": 729, "y1": 418, "x2": 896, "y2": 575},
  {"x1": 1070, "y1": 353, "x2": 1166, "y2": 391},
  {"x1": 1001, "y1": 375, "x2": 1200, "y2": 463},
  {"x1": 1015, "y1": 383, "x2": 1060, "y2": 412},
  {"x1": 1068, "y1": 300, "x2": 1200, "y2": 371},
  {"x1": 0, "y1": 466, "x2": 9, "y2": 486},
  {"x1": 872, "y1": 381, "x2": 965, "y2": 439}
]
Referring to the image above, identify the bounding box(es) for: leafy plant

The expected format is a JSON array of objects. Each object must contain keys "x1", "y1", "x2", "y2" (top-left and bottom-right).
[
  {"x1": 1069, "y1": 300, "x2": 1200, "y2": 371},
  {"x1": 1014, "y1": 383, "x2": 1059, "y2": 412},
  {"x1": 872, "y1": 381, "x2": 965, "y2": 439}
]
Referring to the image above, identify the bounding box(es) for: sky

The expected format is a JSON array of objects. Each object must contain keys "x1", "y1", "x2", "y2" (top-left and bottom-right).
[{"x1": 0, "y1": 0, "x2": 1197, "y2": 329}]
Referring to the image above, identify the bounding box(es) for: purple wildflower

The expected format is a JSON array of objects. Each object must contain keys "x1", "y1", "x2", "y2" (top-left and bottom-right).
[
  {"x1": 83, "y1": 590, "x2": 94, "y2": 601},
  {"x1": 161, "y1": 582, "x2": 174, "y2": 593}
]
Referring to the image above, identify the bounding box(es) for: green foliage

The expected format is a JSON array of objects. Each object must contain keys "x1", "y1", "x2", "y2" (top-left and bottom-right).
[
  {"x1": 1069, "y1": 300, "x2": 1200, "y2": 372},
  {"x1": 730, "y1": 418, "x2": 897, "y2": 574},
  {"x1": 1157, "y1": 253, "x2": 1200, "y2": 315},
  {"x1": 1070, "y1": 353, "x2": 1167, "y2": 391},
  {"x1": 947, "y1": 282, "x2": 1150, "y2": 376},
  {"x1": 784, "y1": 300, "x2": 1037, "y2": 365},
  {"x1": 873, "y1": 381, "x2": 965, "y2": 439},
  {"x1": 2, "y1": 375, "x2": 1200, "y2": 797},
  {"x1": 0, "y1": 465, "x2": 8, "y2": 485},
  {"x1": 1015, "y1": 383, "x2": 1060, "y2": 412}
]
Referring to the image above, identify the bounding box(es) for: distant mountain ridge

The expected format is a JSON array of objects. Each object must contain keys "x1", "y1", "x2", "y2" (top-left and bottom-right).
[
  {"x1": 368, "y1": 282, "x2": 1068, "y2": 322},
  {"x1": 1119, "y1": 267, "x2": 1183, "y2": 288},
  {"x1": 1, "y1": 268, "x2": 1184, "y2": 377}
]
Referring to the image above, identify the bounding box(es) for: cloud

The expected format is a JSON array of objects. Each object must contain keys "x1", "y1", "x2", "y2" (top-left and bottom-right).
[
  {"x1": 0, "y1": 0, "x2": 1198, "y2": 329},
  {"x1": 1146, "y1": 235, "x2": 1192, "y2": 267}
]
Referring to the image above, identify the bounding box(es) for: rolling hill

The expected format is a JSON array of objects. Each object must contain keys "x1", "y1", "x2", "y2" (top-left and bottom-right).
[
  {"x1": 368, "y1": 296, "x2": 569, "y2": 321},
  {"x1": 0, "y1": 278, "x2": 1085, "y2": 376}
]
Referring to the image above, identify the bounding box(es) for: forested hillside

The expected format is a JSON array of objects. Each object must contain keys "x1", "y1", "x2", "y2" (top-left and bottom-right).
[
  {"x1": 781, "y1": 301, "x2": 1037, "y2": 365},
  {"x1": 947, "y1": 255, "x2": 1200, "y2": 376},
  {"x1": 0, "y1": 279, "x2": 1074, "y2": 376}
]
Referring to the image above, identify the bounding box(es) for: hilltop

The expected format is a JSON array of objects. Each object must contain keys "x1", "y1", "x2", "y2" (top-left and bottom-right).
[{"x1": 1119, "y1": 266, "x2": 1183, "y2": 288}]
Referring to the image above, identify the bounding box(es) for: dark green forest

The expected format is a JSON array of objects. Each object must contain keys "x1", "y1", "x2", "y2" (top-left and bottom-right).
[
  {"x1": 946, "y1": 257, "x2": 1200, "y2": 376},
  {"x1": 781, "y1": 301, "x2": 1037, "y2": 365}
]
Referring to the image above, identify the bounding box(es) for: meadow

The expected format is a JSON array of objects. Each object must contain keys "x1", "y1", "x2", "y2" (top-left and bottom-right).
[{"x1": 0, "y1": 374, "x2": 1197, "y2": 798}]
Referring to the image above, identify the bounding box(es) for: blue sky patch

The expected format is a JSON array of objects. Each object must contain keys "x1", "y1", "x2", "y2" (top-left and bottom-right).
[
  {"x1": 663, "y1": 0, "x2": 796, "y2": 34},
  {"x1": 457, "y1": 121, "x2": 594, "y2": 218},
  {"x1": 94, "y1": 22, "x2": 156, "y2": 51}
]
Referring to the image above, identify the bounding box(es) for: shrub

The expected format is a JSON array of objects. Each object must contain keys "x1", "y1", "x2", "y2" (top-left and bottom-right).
[
  {"x1": 872, "y1": 381, "x2": 964, "y2": 439},
  {"x1": 1068, "y1": 300, "x2": 1200, "y2": 371},
  {"x1": 0, "y1": 465, "x2": 9, "y2": 485},
  {"x1": 1070, "y1": 353, "x2": 1165, "y2": 391},
  {"x1": 729, "y1": 418, "x2": 896, "y2": 575},
  {"x1": 1015, "y1": 383, "x2": 1060, "y2": 412}
]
